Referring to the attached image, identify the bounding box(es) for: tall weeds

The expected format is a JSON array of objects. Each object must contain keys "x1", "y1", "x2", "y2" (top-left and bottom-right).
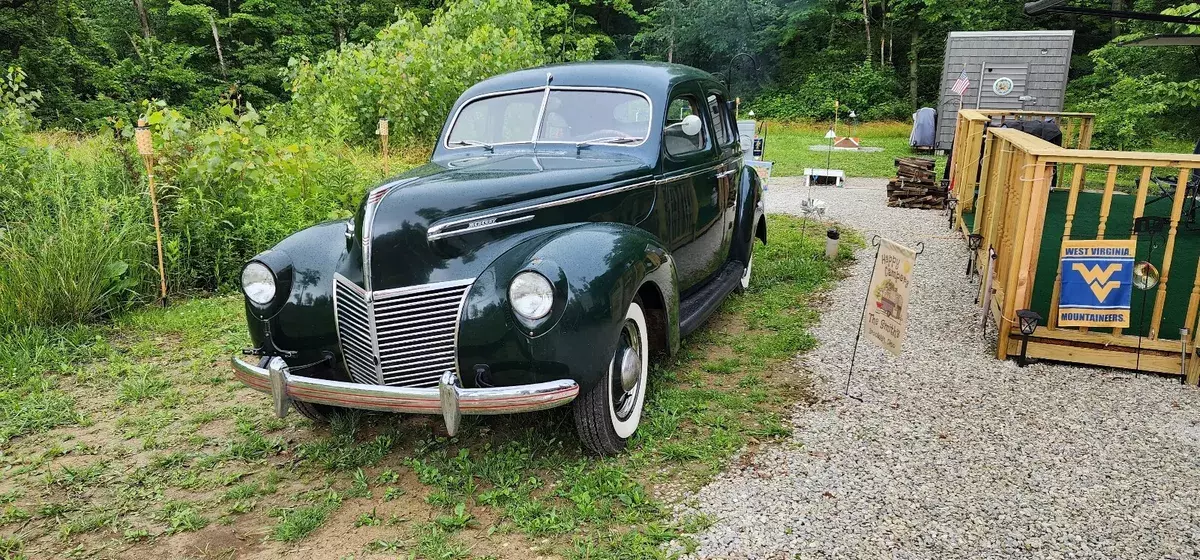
[{"x1": 0, "y1": 132, "x2": 149, "y2": 328}]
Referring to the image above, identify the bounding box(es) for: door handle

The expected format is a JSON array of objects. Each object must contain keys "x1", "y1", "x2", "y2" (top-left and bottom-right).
[{"x1": 715, "y1": 169, "x2": 737, "y2": 179}]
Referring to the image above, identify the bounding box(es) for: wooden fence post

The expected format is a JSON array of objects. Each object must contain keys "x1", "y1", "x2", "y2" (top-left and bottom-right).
[
  {"x1": 1047, "y1": 162, "x2": 1087, "y2": 329},
  {"x1": 997, "y1": 151, "x2": 1038, "y2": 360},
  {"x1": 1096, "y1": 165, "x2": 1118, "y2": 239},
  {"x1": 1113, "y1": 167, "x2": 1154, "y2": 337},
  {"x1": 378, "y1": 117, "x2": 389, "y2": 176},
  {"x1": 1149, "y1": 169, "x2": 1193, "y2": 339}
]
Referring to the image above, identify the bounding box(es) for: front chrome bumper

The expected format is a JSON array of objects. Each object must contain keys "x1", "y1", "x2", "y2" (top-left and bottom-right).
[{"x1": 231, "y1": 356, "x2": 579, "y2": 435}]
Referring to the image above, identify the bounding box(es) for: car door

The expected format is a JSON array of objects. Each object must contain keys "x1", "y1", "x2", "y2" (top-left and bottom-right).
[
  {"x1": 658, "y1": 82, "x2": 721, "y2": 293},
  {"x1": 705, "y1": 88, "x2": 740, "y2": 268}
]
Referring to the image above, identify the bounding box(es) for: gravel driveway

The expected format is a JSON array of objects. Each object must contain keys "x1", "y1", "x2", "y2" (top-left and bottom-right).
[{"x1": 684, "y1": 177, "x2": 1200, "y2": 559}]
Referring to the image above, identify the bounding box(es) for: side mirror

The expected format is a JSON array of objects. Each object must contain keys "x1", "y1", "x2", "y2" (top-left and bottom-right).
[{"x1": 681, "y1": 114, "x2": 703, "y2": 137}]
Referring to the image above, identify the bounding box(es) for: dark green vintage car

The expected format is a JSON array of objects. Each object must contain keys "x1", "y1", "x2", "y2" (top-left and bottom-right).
[{"x1": 232, "y1": 61, "x2": 765, "y2": 455}]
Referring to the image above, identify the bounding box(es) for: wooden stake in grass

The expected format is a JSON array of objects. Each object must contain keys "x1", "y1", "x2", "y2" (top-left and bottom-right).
[
  {"x1": 378, "y1": 117, "x2": 389, "y2": 176},
  {"x1": 135, "y1": 119, "x2": 169, "y2": 306}
]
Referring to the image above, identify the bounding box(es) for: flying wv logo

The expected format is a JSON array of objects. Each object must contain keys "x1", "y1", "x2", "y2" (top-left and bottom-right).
[{"x1": 1072, "y1": 263, "x2": 1123, "y2": 302}]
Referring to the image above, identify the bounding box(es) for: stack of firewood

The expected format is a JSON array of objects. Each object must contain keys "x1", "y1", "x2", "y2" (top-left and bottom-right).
[{"x1": 887, "y1": 157, "x2": 946, "y2": 209}]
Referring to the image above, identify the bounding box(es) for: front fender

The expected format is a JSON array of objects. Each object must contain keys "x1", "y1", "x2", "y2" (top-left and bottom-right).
[
  {"x1": 245, "y1": 220, "x2": 348, "y2": 372},
  {"x1": 456, "y1": 223, "x2": 679, "y2": 392},
  {"x1": 730, "y1": 165, "x2": 766, "y2": 264}
]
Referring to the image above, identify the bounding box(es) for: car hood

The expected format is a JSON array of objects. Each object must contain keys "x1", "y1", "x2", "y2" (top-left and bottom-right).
[{"x1": 345, "y1": 153, "x2": 654, "y2": 291}]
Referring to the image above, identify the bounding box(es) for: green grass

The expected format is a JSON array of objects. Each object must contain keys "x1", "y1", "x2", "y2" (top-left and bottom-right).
[
  {"x1": 764, "y1": 120, "x2": 947, "y2": 179},
  {"x1": 270, "y1": 490, "x2": 343, "y2": 542},
  {"x1": 0, "y1": 214, "x2": 858, "y2": 558}
]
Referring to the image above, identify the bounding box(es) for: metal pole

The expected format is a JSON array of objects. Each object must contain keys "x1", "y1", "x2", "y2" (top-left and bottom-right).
[
  {"x1": 845, "y1": 238, "x2": 882, "y2": 397},
  {"x1": 1182, "y1": 328, "x2": 1189, "y2": 385},
  {"x1": 1136, "y1": 289, "x2": 1149, "y2": 376}
]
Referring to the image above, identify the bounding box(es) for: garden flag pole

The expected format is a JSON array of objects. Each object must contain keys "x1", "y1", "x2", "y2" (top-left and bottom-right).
[{"x1": 135, "y1": 119, "x2": 168, "y2": 306}]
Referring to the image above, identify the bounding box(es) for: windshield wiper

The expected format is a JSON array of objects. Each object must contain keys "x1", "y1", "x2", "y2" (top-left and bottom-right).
[
  {"x1": 575, "y1": 136, "x2": 644, "y2": 152},
  {"x1": 450, "y1": 139, "x2": 494, "y2": 151}
]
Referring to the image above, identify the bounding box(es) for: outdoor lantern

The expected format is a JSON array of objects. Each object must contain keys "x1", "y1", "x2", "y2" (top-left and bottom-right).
[
  {"x1": 134, "y1": 120, "x2": 153, "y2": 157},
  {"x1": 825, "y1": 228, "x2": 840, "y2": 259},
  {"x1": 1015, "y1": 309, "x2": 1042, "y2": 367},
  {"x1": 377, "y1": 117, "x2": 388, "y2": 136},
  {"x1": 967, "y1": 233, "x2": 983, "y2": 276},
  {"x1": 133, "y1": 118, "x2": 168, "y2": 305},
  {"x1": 946, "y1": 196, "x2": 958, "y2": 230}
]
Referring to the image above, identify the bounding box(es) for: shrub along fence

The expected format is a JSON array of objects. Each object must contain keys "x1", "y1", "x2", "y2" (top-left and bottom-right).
[{"x1": 952, "y1": 110, "x2": 1200, "y2": 381}]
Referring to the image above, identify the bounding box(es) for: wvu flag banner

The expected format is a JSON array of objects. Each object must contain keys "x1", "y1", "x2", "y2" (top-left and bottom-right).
[{"x1": 1058, "y1": 239, "x2": 1136, "y2": 328}]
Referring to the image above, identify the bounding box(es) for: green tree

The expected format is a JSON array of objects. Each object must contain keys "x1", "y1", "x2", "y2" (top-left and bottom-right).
[{"x1": 284, "y1": 0, "x2": 550, "y2": 144}]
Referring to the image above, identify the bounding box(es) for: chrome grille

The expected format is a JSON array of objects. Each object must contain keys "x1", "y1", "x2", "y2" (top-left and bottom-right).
[{"x1": 333, "y1": 274, "x2": 473, "y2": 388}]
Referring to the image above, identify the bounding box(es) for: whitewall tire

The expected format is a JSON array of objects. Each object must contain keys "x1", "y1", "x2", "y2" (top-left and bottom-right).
[{"x1": 574, "y1": 298, "x2": 650, "y2": 455}]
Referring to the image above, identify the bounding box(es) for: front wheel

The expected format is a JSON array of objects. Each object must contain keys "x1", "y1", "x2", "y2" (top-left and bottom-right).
[
  {"x1": 257, "y1": 356, "x2": 338, "y2": 424},
  {"x1": 573, "y1": 298, "x2": 650, "y2": 456}
]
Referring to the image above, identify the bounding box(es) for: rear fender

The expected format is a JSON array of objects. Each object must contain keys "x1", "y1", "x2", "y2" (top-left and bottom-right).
[{"x1": 730, "y1": 165, "x2": 766, "y2": 264}]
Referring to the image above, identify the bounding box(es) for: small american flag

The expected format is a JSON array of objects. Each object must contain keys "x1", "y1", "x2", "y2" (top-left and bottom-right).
[{"x1": 951, "y1": 69, "x2": 971, "y2": 96}]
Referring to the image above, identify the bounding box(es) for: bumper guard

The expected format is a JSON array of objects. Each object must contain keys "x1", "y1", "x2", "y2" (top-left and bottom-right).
[{"x1": 232, "y1": 356, "x2": 579, "y2": 435}]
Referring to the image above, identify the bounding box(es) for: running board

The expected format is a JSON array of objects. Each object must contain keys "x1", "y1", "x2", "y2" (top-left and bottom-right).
[{"x1": 679, "y1": 261, "x2": 745, "y2": 337}]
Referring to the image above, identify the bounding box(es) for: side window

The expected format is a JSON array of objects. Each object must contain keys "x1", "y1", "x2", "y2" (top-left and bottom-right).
[
  {"x1": 707, "y1": 93, "x2": 733, "y2": 146},
  {"x1": 664, "y1": 95, "x2": 709, "y2": 157}
]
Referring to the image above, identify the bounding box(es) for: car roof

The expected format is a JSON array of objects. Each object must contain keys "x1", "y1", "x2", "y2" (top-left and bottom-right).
[{"x1": 457, "y1": 61, "x2": 720, "y2": 101}]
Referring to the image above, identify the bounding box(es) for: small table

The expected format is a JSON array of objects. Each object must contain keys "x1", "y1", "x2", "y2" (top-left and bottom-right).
[{"x1": 804, "y1": 168, "x2": 845, "y2": 188}]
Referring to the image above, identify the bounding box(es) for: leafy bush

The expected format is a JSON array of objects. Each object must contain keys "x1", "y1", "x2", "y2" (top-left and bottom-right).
[
  {"x1": 1068, "y1": 42, "x2": 1200, "y2": 151},
  {"x1": 749, "y1": 63, "x2": 910, "y2": 122},
  {"x1": 1, "y1": 66, "x2": 42, "y2": 130},
  {"x1": 115, "y1": 101, "x2": 379, "y2": 292},
  {"x1": 283, "y1": 0, "x2": 549, "y2": 144}
]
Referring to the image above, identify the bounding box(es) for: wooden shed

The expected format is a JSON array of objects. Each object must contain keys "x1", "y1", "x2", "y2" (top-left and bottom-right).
[{"x1": 936, "y1": 30, "x2": 1075, "y2": 150}]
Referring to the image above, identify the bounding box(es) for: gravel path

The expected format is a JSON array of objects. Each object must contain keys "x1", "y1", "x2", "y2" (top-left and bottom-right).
[{"x1": 684, "y1": 177, "x2": 1200, "y2": 559}]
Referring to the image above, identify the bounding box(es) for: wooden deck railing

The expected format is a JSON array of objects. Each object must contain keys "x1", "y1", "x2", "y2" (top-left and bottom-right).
[
  {"x1": 950, "y1": 109, "x2": 1095, "y2": 214},
  {"x1": 961, "y1": 123, "x2": 1200, "y2": 379}
]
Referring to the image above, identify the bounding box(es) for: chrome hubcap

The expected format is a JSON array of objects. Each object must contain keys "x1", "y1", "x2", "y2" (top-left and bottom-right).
[
  {"x1": 619, "y1": 347, "x2": 640, "y2": 392},
  {"x1": 611, "y1": 319, "x2": 642, "y2": 421}
]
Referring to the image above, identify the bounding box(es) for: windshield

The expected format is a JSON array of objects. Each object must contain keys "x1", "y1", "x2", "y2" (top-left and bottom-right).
[{"x1": 446, "y1": 89, "x2": 651, "y2": 148}]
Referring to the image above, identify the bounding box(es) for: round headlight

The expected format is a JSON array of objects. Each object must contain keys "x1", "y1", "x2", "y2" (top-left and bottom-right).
[
  {"x1": 241, "y1": 262, "x2": 276, "y2": 305},
  {"x1": 509, "y1": 271, "x2": 554, "y2": 320}
]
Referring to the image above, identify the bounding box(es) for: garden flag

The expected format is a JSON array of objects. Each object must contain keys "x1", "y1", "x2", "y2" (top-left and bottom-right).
[
  {"x1": 952, "y1": 69, "x2": 971, "y2": 96},
  {"x1": 1057, "y1": 240, "x2": 1136, "y2": 328},
  {"x1": 864, "y1": 238, "x2": 917, "y2": 356}
]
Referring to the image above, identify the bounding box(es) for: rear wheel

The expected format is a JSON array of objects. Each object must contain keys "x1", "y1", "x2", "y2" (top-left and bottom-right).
[
  {"x1": 735, "y1": 241, "x2": 755, "y2": 294},
  {"x1": 573, "y1": 298, "x2": 649, "y2": 456}
]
